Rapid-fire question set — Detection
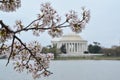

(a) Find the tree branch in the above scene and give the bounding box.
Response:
[6,34,15,66]
[14,35,49,71]
[24,16,43,29]
[14,24,70,34]
[0,0,17,3]
[0,43,4,54]
[0,20,13,33]
[25,54,31,66]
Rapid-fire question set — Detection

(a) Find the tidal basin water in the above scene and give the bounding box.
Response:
[0,60,120,80]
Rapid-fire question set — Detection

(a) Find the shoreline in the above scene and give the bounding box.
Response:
[55,56,120,60]
[1,56,120,61]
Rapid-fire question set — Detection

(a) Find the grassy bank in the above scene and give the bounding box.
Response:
[55,56,120,60]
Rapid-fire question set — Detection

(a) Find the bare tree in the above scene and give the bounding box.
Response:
[0,0,90,79]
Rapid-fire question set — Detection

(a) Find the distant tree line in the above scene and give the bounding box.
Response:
[41,44,67,59]
[87,42,120,57]
[102,46,120,57]
[88,42,102,53]
[60,44,67,54]
[41,44,61,59]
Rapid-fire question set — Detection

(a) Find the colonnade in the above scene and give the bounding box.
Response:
[60,42,87,54]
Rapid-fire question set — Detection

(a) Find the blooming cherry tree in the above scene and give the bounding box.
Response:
[0,0,90,79]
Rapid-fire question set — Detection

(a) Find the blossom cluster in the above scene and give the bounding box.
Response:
[32,2,62,37]
[14,20,24,31]
[5,41,53,79]
[40,2,61,26]
[0,0,21,12]
[0,27,13,43]
[13,53,54,79]
[66,9,90,33]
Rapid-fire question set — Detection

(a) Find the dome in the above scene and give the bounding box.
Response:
[60,33,83,41]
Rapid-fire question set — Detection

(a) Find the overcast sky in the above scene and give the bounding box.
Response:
[0,0,120,48]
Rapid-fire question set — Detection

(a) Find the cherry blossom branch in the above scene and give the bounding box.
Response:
[24,16,44,29]
[0,2,90,79]
[0,0,14,3]
[16,48,25,54]
[14,21,69,34]
[57,21,67,27]
[20,24,70,31]
[0,43,4,54]
[25,54,31,66]
[0,20,8,29]
[14,35,50,72]
[0,0,21,12]
[6,34,15,66]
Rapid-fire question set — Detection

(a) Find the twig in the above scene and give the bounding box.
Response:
[24,17,43,29]
[0,20,13,33]
[25,54,31,66]
[0,43,4,54]
[14,18,43,33]
[6,35,15,66]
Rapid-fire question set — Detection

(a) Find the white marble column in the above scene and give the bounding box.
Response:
[82,43,84,53]
[69,43,71,53]
[72,43,74,53]
[77,43,79,53]
[80,43,82,53]
[83,43,84,53]
[68,43,70,53]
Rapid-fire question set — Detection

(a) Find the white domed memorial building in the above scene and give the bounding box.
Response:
[51,33,88,55]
